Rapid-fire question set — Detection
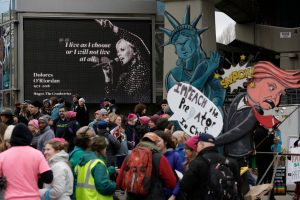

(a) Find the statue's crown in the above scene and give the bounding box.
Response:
[160,5,208,46]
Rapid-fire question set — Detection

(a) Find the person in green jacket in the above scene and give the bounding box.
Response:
[75,136,116,200]
[69,126,96,199]
[69,126,96,171]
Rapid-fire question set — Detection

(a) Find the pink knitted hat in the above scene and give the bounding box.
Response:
[28,119,39,129]
[185,136,199,151]
[139,116,151,125]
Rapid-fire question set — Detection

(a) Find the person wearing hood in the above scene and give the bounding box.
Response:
[0,123,53,200]
[76,136,116,200]
[37,115,55,152]
[40,138,73,200]
[41,99,52,116]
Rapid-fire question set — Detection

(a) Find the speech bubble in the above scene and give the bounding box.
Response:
[167,82,223,137]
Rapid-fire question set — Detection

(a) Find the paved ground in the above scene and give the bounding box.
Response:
[115,191,294,200]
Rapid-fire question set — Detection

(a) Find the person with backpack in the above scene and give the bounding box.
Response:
[181,133,240,200]
[116,132,176,200]
[75,136,117,200]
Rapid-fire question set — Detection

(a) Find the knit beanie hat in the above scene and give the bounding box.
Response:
[127,113,137,121]
[0,109,13,117]
[38,115,51,125]
[142,132,161,143]
[139,116,151,125]
[30,100,42,108]
[97,120,108,129]
[150,114,160,124]
[66,111,77,119]
[198,133,215,144]
[28,119,39,129]
[185,136,199,151]
[10,123,33,146]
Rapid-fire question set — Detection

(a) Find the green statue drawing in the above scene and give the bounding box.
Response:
[161,5,225,114]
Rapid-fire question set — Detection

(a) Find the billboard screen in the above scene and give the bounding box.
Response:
[23,18,152,103]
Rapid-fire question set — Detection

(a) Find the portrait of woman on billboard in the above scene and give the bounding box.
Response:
[95,19,152,103]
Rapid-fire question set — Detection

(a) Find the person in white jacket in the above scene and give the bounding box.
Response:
[40,138,74,200]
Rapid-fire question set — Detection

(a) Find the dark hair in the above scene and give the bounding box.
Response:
[134,103,147,115]
[59,107,67,111]
[154,130,176,149]
[58,97,65,104]
[50,96,58,106]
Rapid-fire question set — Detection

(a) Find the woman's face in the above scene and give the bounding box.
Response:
[116,39,136,65]
[100,147,107,156]
[148,121,156,129]
[79,100,85,106]
[115,116,122,127]
[44,144,59,161]
[184,147,195,160]
[175,34,197,59]
[28,124,37,134]
[156,137,165,151]
[172,136,178,146]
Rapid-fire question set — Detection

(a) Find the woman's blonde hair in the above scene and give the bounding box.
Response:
[47,138,69,152]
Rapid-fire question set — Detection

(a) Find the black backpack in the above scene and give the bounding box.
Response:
[202,154,239,200]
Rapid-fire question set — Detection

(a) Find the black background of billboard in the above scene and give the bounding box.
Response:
[23,18,152,103]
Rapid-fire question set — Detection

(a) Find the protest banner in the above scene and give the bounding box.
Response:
[287,147,300,183]
[167,82,223,137]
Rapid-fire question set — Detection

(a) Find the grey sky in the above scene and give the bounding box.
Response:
[0,0,9,13]
[215,11,236,38]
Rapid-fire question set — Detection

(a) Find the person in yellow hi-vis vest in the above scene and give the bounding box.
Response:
[75,136,116,200]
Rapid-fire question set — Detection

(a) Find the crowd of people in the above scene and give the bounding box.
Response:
[0,95,279,200]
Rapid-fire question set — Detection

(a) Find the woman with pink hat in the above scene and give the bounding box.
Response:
[184,136,198,170]
[28,119,40,149]
[40,138,73,199]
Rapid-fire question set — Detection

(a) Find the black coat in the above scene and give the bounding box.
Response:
[75,106,89,127]
[215,93,262,157]
[180,146,218,200]
[97,129,121,166]
[181,146,241,200]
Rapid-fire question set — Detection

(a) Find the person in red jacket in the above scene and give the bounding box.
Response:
[116,132,176,200]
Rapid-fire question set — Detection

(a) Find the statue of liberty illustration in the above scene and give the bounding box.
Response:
[161,5,225,115]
